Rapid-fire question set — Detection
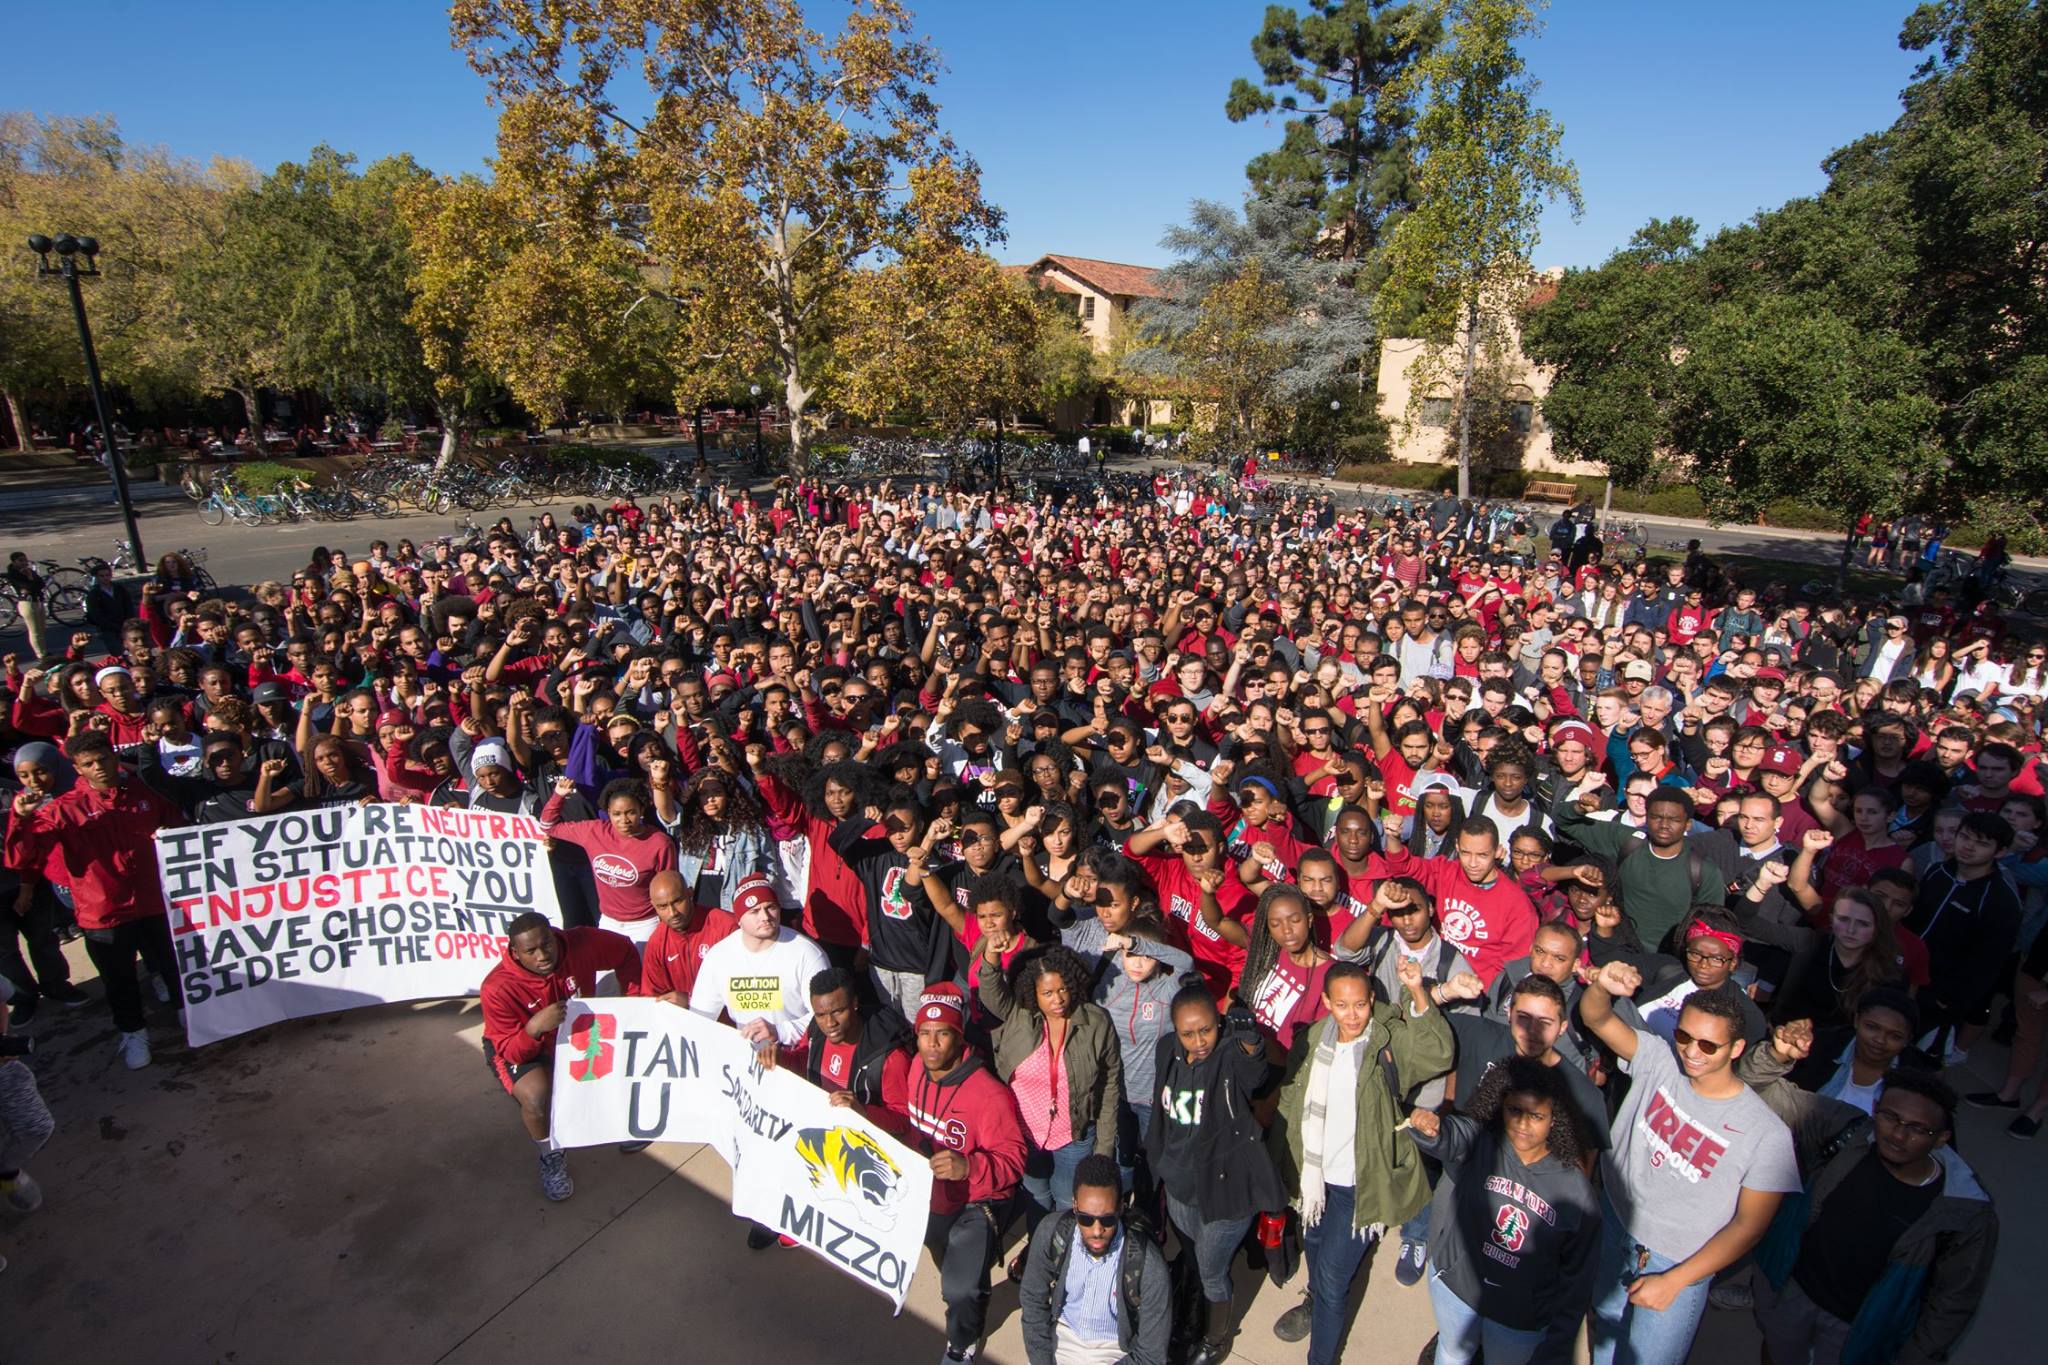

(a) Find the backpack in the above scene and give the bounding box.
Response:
[1617,835,1708,953]
[1042,1207,1155,1318]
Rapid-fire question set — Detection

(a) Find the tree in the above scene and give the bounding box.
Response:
[452,0,1002,471]
[835,249,1038,436]
[1669,292,1941,527]
[0,114,236,448]
[394,174,510,461]
[1130,195,1379,449]
[1374,0,1580,498]
[171,147,431,435]
[1225,0,1440,274]
[1519,218,1705,489]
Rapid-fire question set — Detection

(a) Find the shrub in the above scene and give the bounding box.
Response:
[233,460,304,494]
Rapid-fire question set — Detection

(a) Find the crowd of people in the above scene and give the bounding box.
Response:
[0,465,2024,1364]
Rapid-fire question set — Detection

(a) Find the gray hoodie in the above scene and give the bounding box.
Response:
[1091,936,1196,1111]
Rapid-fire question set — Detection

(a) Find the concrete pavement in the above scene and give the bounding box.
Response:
[2,927,2042,1364]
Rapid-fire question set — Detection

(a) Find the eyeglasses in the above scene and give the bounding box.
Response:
[1073,1211,1121,1229]
[1671,1026,1729,1056]
[1684,947,1737,968]
[1872,1107,1945,1141]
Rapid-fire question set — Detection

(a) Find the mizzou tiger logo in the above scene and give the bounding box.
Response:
[794,1126,906,1227]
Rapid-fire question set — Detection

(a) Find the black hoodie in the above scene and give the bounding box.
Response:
[1144,1014,1286,1222]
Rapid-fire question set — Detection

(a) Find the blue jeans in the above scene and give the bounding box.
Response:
[1588,1195,1712,1365]
[1303,1183,1377,1365]
[1429,1270,1546,1365]
[1165,1191,1253,1303]
[1019,1126,1095,1236]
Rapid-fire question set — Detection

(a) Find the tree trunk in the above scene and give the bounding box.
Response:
[1838,513,1860,594]
[235,386,264,443]
[436,423,460,472]
[692,405,705,461]
[784,367,809,475]
[3,390,31,452]
[1456,295,1480,500]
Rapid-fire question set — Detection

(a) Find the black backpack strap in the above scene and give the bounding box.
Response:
[1043,1211,1076,1310]
[1687,848,1705,904]
[1119,1211,1150,1311]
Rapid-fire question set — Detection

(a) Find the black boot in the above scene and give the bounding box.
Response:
[1188,1298,1234,1365]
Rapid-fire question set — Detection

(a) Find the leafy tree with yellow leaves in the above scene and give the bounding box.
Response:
[450,0,1003,471]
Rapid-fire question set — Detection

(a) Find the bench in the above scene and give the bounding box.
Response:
[1525,480,1578,505]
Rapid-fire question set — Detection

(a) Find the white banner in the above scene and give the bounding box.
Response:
[549,997,931,1308]
[155,804,562,1046]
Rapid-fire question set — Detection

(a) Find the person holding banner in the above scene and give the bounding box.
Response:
[540,776,676,944]
[801,966,913,1140]
[909,983,1028,1365]
[7,733,183,1071]
[635,869,735,1006]
[479,912,643,1201]
[690,873,830,1059]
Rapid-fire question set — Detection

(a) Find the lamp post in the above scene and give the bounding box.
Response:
[748,384,764,476]
[26,233,145,562]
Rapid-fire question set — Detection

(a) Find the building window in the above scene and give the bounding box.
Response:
[1083,296,1096,321]
[1509,401,1534,434]
[1419,396,1453,427]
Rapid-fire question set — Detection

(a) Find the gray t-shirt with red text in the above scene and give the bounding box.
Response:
[1602,1028,1799,1260]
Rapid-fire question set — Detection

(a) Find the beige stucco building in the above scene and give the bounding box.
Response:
[1009,254,1175,426]
[1373,271,1602,476]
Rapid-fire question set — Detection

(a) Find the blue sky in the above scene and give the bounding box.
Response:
[12,0,1926,271]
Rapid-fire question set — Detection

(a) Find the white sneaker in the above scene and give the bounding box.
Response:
[538,1149,574,1201]
[1,1171,42,1213]
[940,1345,978,1364]
[119,1030,152,1070]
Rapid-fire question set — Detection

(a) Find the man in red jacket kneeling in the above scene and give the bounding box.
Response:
[908,982,1027,1365]
[479,912,641,1201]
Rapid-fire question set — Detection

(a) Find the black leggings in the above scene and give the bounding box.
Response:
[82,918,178,1033]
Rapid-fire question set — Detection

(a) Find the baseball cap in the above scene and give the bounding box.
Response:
[1622,660,1654,683]
[377,707,411,729]
[1760,745,1805,776]
[915,982,967,1032]
[731,873,778,919]
[251,682,288,704]
[1751,668,1787,686]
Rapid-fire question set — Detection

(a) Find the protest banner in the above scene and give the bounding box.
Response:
[156,804,562,1046]
[550,997,931,1309]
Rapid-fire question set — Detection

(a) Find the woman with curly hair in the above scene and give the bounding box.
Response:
[1405,1055,1602,1365]
[978,941,1122,1274]
[669,766,774,917]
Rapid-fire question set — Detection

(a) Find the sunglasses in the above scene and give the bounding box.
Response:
[1180,836,1209,855]
[1073,1211,1120,1229]
[1671,1026,1729,1056]
[1872,1107,1944,1141]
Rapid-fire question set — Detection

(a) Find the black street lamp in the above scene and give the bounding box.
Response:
[749,384,764,475]
[26,233,146,562]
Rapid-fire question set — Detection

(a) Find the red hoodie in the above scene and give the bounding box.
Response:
[904,1054,1028,1215]
[479,926,643,1068]
[634,909,737,1001]
[6,778,183,930]
[755,769,866,949]
[1376,844,1538,987]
